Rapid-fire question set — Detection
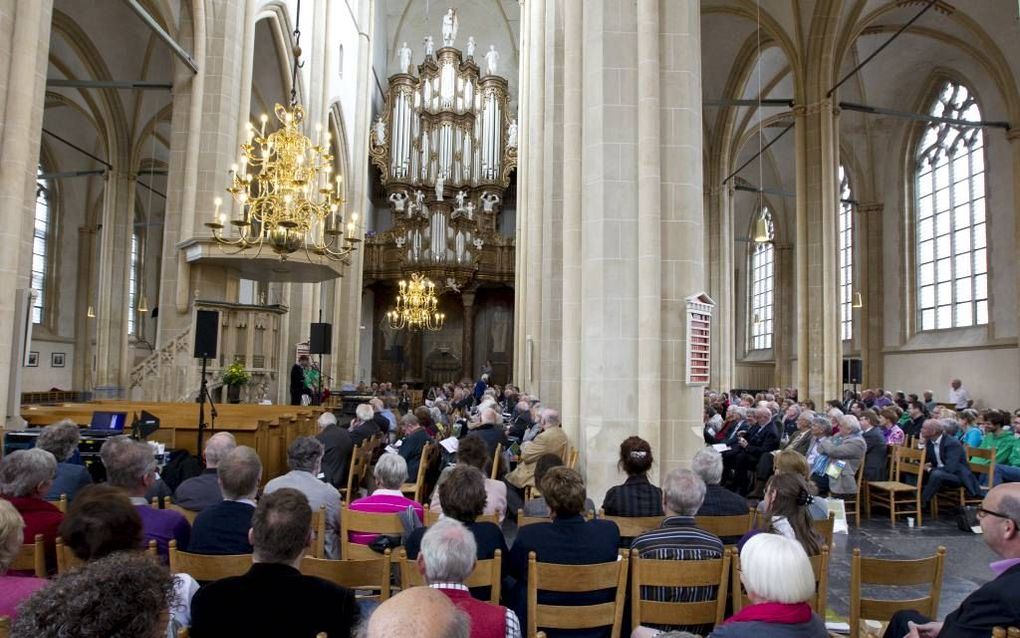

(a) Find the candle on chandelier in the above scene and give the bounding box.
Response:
[260,113,268,137]
[213,197,223,225]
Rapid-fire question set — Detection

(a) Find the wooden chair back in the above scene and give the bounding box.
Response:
[50,494,68,513]
[341,441,368,502]
[398,548,503,604]
[597,510,664,538]
[491,443,502,479]
[340,504,407,560]
[567,446,579,470]
[732,545,830,613]
[0,616,11,638]
[168,540,252,581]
[423,506,499,527]
[168,503,199,525]
[850,546,947,638]
[966,445,996,482]
[694,512,753,543]
[310,505,327,559]
[527,550,629,638]
[11,533,45,577]
[630,548,731,631]
[517,509,551,527]
[300,551,392,601]
[401,441,436,503]
[812,512,836,548]
[893,445,926,481]
[55,537,157,574]
[176,628,188,638]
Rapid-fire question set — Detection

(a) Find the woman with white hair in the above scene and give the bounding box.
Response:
[810,414,866,497]
[709,534,826,637]
[35,419,92,501]
[0,448,62,564]
[349,452,424,545]
[0,499,47,618]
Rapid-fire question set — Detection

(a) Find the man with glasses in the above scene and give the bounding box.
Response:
[884,483,1020,638]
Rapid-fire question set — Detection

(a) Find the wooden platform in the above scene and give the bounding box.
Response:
[18,402,325,481]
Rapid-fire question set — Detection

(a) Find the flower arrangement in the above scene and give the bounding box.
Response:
[222,361,251,386]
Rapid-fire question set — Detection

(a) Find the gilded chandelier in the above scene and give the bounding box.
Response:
[386,273,446,331]
[205,103,360,261]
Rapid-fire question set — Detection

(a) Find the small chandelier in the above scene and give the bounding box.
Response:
[205,1,359,261]
[386,273,446,331]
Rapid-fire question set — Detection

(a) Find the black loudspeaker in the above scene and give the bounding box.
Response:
[842,358,862,384]
[194,310,219,359]
[309,323,333,355]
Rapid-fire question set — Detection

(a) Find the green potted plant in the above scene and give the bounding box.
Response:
[222,361,251,404]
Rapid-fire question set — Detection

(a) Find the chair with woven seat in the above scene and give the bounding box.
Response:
[597,510,664,538]
[694,512,752,548]
[630,548,731,632]
[300,550,392,601]
[868,445,927,525]
[850,546,946,638]
[11,533,45,578]
[527,550,629,638]
[832,461,865,528]
[398,548,503,604]
[168,540,252,581]
[932,445,994,517]
[400,441,437,503]
[340,504,406,560]
[732,545,830,614]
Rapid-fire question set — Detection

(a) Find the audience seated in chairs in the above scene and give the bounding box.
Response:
[13,552,177,638]
[0,448,62,569]
[317,410,354,491]
[976,410,1020,485]
[521,454,596,518]
[361,586,470,638]
[190,488,360,638]
[100,436,190,558]
[429,434,508,522]
[883,483,1020,638]
[350,403,382,446]
[722,406,780,496]
[631,468,724,636]
[746,473,823,557]
[602,436,664,518]
[761,450,829,521]
[468,408,510,460]
[920,419,980,509]
[708,534,828,638]
[756,409,815,481]
[349,453,425,546]
[173,432,236,512]
[693,447,749,521]
[264,436,341,558]
[506,408,569,493]
[57,483,198,632]
[188,446,261,555]
[0,500,46,620]
[416,517,522,638]
[810,414,866,498]
[507,466,621,637]
[35,420,92,502]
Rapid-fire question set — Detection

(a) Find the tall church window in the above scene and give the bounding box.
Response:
[32,168,51,324]
[916,81,988,331]
[839,165,854,341]
[128,234,140,336]
[750,207,774,350]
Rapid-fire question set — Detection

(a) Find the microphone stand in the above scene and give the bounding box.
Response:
[196,357,218,451]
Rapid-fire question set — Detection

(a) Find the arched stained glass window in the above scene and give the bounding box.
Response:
[915,81,988,331]
[839,165,854,341]
[750,206,774,351]
[32,168,51,325]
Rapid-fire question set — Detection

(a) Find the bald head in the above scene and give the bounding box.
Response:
[980,483,1020,559]
[204,432,237,468]
[480,408,498,425]
[360,587,469,638]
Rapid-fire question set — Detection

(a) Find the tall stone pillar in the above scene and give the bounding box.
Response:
[522,0,546,397]
[857,202,884,387]
[462,292,476,380]
[1009,130,1020,386]
[773,243,795,388]
[95,171,137,391]
[706,183,735,390]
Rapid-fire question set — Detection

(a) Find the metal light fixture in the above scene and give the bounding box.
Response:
[852,291,863,308]
[753,210,771,243]
[386,273,445,332]
[138,294,149,313]
[87,305,95,319]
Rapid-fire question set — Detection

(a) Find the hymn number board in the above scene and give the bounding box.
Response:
[685,293,715,386]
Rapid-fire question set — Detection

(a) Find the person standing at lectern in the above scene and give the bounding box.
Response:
[290,355,312,405]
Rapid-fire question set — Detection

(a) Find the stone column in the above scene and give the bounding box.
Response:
[94,172,137,392]
[1009,130,1020,386]
[73,226,97,391]
[0,0,52,425]
[461,291,476,380]
[522,0,546,396]
[773,243,795,387]
[706,183,735,390]
[513,0,531,386]
[857,202,884,387]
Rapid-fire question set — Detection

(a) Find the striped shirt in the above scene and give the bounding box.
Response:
[630,515,724,634]
[348,489,424,545]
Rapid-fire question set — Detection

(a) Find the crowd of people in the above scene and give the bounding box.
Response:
[0,374,1019,637]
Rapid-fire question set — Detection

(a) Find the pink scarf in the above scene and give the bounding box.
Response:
[724,602,814,625]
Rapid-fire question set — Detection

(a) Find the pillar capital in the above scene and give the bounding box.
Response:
[857,202,884,215]
[1007,129,1020,143]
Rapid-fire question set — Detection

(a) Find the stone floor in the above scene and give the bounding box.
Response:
[825,515,994,620]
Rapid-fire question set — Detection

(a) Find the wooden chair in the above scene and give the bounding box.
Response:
[694,512,753,546]
[11,533,45,577]
[833,461,866,528]
[423,506,499,527]
[812,512,836,548]
[850,546,946,638]
[933,445,994,517]
[491,443,502,479]
[310,505,327,559]
[400,441,436,503]
[567,446,579,470]
[340,504,407,560]
[168,503,199,525]
[597,510,664,538]
[527,550,629,638]
[50,493,68,513]
[55,537,158,574]
[168,540,251,581]
[868,445,927,525]
[518,509,552,527]
[733,545,830,614]
[1,616,12,638]
[176,628,188,638]
[301,550,392,601]
[991,629,1020,638]
[339,441,369,503]
[398,548,503,604]
[630,548,731,631]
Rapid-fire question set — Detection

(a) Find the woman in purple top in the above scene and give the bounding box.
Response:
[878,408,906,446]
[0,500,47,620]
[349,453,424,545]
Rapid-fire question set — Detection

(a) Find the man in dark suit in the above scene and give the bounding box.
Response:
[188,446,261,555]
[507,400,533,440]
[921,419,980,506]
[508,467,621,638]
[398,414,431,481]
[317,411,354,490]
[884,483,1020,638]
[290,355,312,405]
[174,432,236,511]
[725,407,780,495]
[468,407,508,458]
[190,488,359,637]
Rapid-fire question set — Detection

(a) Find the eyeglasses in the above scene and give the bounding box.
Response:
[976,507,1018,524]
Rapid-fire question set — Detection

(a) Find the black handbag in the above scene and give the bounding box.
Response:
[956,505,980,532]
